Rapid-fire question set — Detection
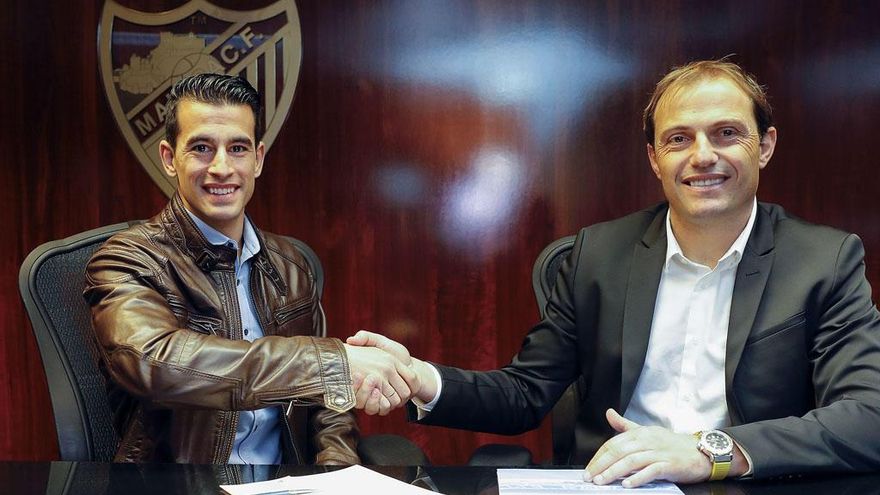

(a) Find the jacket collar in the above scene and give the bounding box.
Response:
[723,202,775,423]
[162,194,289,293]
[620,204,667,411]
[163,193,238,272]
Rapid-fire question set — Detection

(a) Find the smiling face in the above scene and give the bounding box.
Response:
[159,99,265,242]
[647,77,777,230]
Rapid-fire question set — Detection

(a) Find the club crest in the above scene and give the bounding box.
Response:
[99,0,301,196]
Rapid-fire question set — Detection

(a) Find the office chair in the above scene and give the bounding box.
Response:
[467,234,580,466]
[531,235,583,465]
[19,221,425,465]
[19,221,139,461]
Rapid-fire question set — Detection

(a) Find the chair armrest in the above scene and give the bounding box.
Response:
[358,434,430,466]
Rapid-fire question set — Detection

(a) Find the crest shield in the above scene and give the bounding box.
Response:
[99,0,301,196]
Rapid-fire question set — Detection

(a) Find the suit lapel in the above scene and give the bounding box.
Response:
[725,204,775,424]
[620,209,667,412]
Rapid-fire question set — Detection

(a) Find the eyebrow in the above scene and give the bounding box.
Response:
[184,134,254,148]
[659,119,750,138]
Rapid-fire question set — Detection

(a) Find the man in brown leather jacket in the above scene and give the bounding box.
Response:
[84,74,416,465]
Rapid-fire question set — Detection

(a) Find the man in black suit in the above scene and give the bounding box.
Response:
[348,59,880,485]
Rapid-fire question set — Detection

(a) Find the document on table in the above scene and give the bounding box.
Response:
[497,469,684,494]
[219,464,438,495]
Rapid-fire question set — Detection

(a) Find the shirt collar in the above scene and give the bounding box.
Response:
[184,210,261,266]
[664,198,758,270]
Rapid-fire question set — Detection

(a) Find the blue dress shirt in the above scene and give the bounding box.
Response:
[187,211,282,465]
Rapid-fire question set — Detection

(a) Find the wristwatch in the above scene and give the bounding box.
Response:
[695,430,733,481]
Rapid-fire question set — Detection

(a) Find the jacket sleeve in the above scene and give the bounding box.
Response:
[724,234,880,478]
[305,298,360,465]
[309,406,360,465]
[83,236,355,413]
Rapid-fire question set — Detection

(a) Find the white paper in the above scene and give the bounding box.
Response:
[497,469,684,494]
[219,465,438,495]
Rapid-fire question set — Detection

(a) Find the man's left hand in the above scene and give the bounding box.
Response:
[584,408,711,488]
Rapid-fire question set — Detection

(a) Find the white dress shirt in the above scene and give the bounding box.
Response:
[623,200,756,433]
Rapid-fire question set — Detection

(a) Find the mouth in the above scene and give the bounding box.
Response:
[204,185,239,196]
[682,176,727,188]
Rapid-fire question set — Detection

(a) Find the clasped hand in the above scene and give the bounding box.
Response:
[343,330,424,415]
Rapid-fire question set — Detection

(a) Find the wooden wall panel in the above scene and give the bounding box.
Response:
[1,0,879,465]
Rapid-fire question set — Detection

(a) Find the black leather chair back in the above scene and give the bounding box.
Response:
[18,222,327,461]
[531,235,577,318]
[531,235,584,465]
[19,222,139,461]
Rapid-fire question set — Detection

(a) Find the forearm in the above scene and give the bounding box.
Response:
[100,327,351,409]
[85,247,355,412]
[724,401,880,478]
[310,408,360,465]
[413,364,550,434]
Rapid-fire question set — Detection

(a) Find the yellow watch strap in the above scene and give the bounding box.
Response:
[696,431,732,481]
[709,458,731,481]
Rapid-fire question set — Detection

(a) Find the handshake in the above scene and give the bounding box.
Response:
[343,330,437,415]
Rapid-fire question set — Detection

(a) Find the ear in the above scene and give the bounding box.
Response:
[159,140,177,177]
[254,141,266,178]
[757,126,777,170]
[647,143,661,180]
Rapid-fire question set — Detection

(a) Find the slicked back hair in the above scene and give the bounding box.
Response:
[164,73,263,148]
[643,59,773,145]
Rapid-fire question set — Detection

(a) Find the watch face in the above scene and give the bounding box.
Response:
[702,431,732,455]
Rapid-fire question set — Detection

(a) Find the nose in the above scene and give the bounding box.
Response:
[208,149,233,177]
[690,133,718,168]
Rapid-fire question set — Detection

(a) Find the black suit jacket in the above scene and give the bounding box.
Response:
[415,202,880,478]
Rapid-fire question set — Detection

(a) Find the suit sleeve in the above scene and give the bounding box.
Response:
[410,230,587,434]
[725,234,880,478]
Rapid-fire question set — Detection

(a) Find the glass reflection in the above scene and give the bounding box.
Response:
[319,0,634,145]
[373,163,428,207]
[441,148,523,253]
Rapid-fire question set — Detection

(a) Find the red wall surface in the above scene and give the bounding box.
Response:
[2,1,879,464]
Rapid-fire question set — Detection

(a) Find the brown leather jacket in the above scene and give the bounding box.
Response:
[83,195,359,465]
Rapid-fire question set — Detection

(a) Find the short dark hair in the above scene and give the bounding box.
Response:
[164,73,263,148]
[643,58,773,145]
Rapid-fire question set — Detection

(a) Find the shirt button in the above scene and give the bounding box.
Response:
[244,328,249,336]
[237,280,241,286]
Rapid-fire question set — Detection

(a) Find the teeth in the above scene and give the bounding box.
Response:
[689,178,724,187]
[207,186,235,195]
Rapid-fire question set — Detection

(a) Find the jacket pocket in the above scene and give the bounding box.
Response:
[166,293,188,319]
[745,311,806,347]
[187,313,222,335]
[275,297,313,326]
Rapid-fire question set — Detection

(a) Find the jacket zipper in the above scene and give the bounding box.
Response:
[281,406,303,465]
[214,271,242,462]
[251,263,302,462]
[251,268,272,335]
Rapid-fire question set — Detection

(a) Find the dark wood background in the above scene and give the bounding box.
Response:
[2,0,879,464]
